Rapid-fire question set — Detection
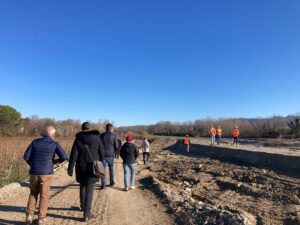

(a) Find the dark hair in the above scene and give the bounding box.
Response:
[106,123,113,131]
[82,122,91,131]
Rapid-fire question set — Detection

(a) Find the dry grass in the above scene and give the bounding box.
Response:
[0,136,73,187]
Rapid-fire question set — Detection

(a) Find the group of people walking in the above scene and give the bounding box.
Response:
[22,122,241,224]
[23,123,151,224]
[183,125,240,153]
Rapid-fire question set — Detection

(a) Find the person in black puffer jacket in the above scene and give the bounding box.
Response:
[120,136,139,191]
[100,123,119,188]
[68,122,104,222]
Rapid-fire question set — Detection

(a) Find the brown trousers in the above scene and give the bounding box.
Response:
[26,175,52,219]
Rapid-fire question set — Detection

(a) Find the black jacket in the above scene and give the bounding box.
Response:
[120,142,139,164]
[100,131,119,157]
[68,130,104,184]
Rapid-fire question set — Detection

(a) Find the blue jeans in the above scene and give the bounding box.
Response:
[101,157,115,187]
[123,163,137,188]
[216,135,221,145]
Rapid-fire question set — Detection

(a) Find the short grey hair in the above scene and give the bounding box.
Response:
[45,126,56,136]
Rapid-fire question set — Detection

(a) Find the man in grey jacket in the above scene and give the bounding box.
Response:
[100,123,119,189]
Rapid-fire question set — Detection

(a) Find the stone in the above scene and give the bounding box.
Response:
[183,181,190,186]
[185,187,192,192]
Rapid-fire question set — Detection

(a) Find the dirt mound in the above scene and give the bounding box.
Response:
[141,176,247,225]
[141,139,300,225]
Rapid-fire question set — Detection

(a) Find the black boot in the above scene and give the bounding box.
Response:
[84,213,95,222]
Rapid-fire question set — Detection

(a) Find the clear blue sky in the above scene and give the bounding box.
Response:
[0,1,299,126]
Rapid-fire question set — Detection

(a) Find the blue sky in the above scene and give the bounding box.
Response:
[0,1,299,126]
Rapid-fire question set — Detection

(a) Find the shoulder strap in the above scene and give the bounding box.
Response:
[84,144,93,159]
[77,140,93,161]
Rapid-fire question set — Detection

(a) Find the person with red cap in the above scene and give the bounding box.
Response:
[120,136,139,191]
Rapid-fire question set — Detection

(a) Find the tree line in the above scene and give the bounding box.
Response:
[0,105,299,139]
[117,117,300,139]
[0,105,112,137]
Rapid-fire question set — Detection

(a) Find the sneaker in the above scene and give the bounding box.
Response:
[38,218,45,225]
[124,187,129,191]
[110,182,115,187]
[130,186,136,190]
[84,214,95,222]
[100,186,105,190]
[25,215,33,224]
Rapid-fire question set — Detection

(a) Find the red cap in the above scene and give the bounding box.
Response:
[126,136,133,142]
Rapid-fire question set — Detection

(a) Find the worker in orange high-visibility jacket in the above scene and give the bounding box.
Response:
[215,126,222,145]
[232,126,240,146]
[183,135,191,153]
[209,126,216,146]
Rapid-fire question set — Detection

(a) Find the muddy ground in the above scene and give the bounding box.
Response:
[139,137,300,225]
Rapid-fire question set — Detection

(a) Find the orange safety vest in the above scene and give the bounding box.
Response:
[210,128,216,136]
[216,128,222,136]
[183,137,190,145]
[232,129,240,137]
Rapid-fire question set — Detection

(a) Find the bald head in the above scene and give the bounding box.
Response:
[45,126,56,139]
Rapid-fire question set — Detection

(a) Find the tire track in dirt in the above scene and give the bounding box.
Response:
[0,167,75,225]
[88,161,175,225]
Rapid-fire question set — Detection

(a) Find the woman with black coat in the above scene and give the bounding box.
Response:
[68,122,104,221]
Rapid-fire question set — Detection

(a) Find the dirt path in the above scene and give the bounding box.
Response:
[0,160,175,225]
[0,167,74,225]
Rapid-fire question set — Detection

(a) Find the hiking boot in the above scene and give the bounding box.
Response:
[25,215,33,224]
[110,182,115,187]
[84,214,95,222]
[100,186,105,190]
[38,218,46,225]
[124,187,129,191]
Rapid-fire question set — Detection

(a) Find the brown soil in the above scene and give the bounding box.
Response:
[140,137,300,225]
[0,161,175,225]
[0,136,299,225]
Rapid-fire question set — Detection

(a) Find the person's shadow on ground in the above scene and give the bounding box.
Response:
[0,204,84,224]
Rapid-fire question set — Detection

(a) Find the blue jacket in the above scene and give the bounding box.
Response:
[23,136,68,175]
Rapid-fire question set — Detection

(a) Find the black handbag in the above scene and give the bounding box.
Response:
[84,144,105,178]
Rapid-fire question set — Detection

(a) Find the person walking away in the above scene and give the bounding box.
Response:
[120,136,139,191]
[23,126,68,225]
[115,138,122,160]
[68,122,104,221]
[141,137,150,164]
[232,126,240,147]
[183,135,191,153]
[100,123,119,189]
[216,126,222,145]
[209,126,216,146]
